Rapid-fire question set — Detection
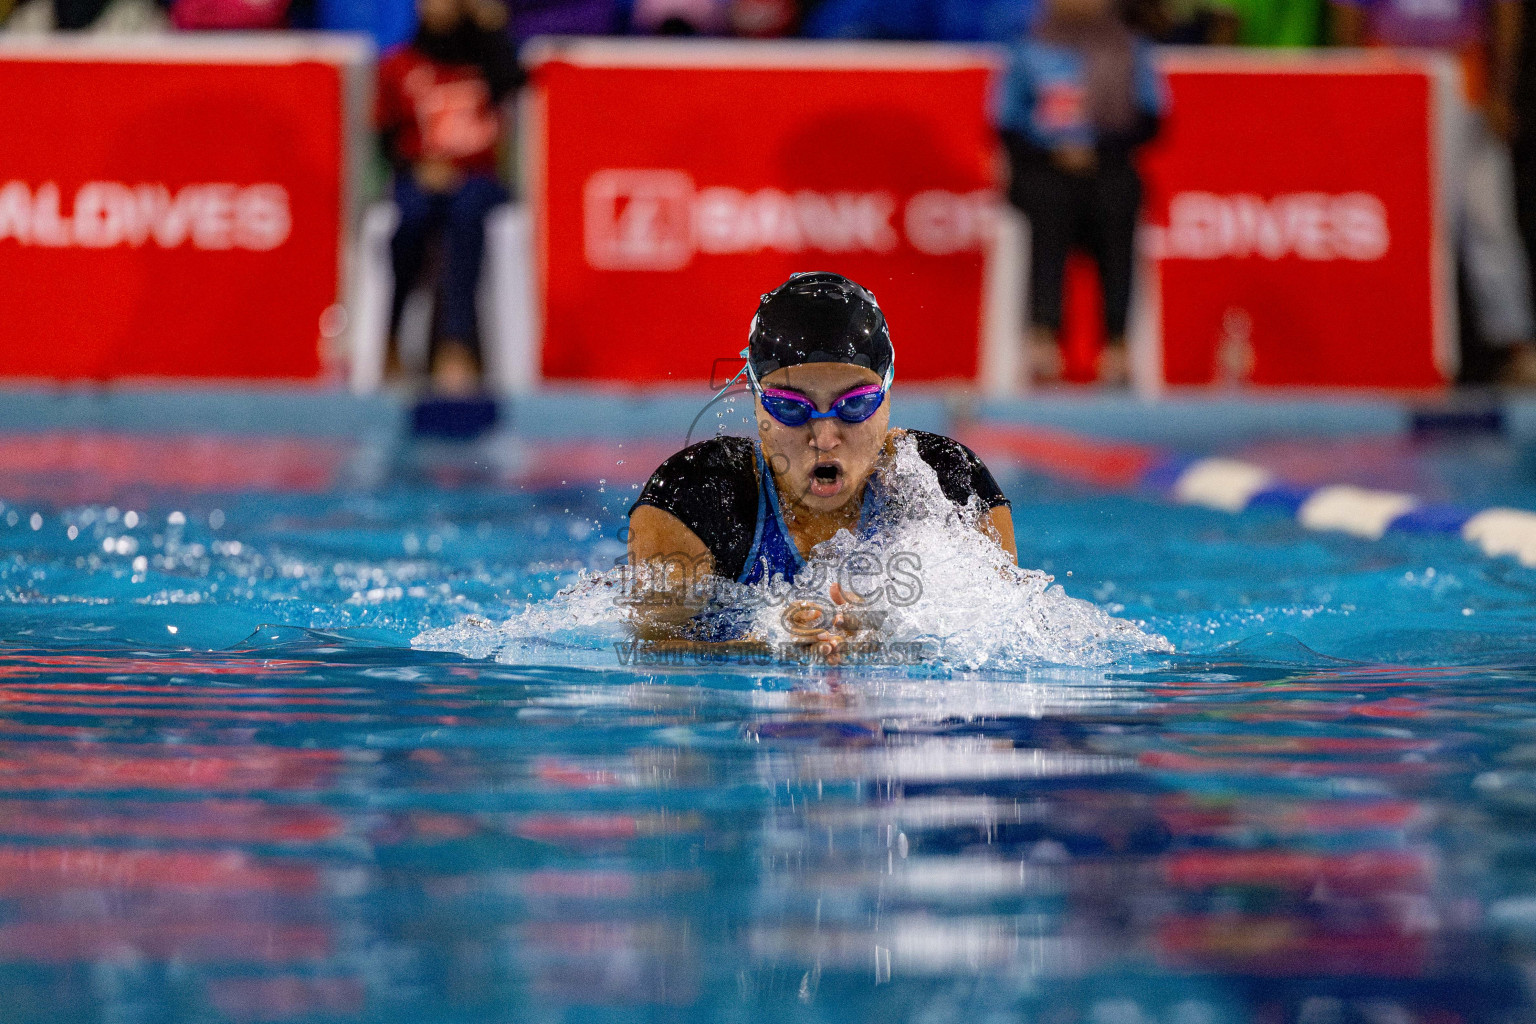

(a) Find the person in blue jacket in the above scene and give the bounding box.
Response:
[995,0,1166,386]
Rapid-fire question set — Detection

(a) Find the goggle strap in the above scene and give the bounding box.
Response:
[742,348,893,396]
[744,351,895,425]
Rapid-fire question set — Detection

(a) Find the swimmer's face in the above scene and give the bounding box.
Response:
[756,361,890,514]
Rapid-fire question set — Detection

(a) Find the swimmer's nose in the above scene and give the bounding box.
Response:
[808,417,842,450]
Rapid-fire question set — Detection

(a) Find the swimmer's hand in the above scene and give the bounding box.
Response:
[785,583,883,665]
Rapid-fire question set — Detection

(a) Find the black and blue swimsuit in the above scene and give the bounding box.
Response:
[630,431,1010,586]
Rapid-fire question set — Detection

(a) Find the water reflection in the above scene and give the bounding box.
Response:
[0,638,1528,1022]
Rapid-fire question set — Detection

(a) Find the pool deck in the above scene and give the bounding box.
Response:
[0,384,1531,445]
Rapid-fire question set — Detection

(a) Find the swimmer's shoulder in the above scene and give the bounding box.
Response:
[631,436,759,580]
[634,436,756,504]
[632,436,758,525]
[898,430,1011,509]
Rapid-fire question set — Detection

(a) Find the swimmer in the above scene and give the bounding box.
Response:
[627,272,1017,654]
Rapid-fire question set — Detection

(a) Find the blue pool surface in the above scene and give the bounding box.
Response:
[2,388,1536,1023]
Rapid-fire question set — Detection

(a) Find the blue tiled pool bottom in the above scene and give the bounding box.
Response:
[2,400,1536,1022]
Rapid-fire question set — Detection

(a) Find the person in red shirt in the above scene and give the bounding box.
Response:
[376,0,521,393]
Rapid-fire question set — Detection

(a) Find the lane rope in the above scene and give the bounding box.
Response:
[956,424,1536,569]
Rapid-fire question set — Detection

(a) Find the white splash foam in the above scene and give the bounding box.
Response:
[413,435,1172,669]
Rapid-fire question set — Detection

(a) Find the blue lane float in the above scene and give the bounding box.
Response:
[1165,456,1536,566]
[959,425,1536,570]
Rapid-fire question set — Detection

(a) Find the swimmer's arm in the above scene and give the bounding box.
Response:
[984,505,1018,564]
[625,505,726,642]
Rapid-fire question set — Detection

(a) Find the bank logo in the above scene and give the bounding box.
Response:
[583,169,694,271]
[582,168,994,271]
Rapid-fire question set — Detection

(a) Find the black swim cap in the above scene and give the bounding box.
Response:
[747,272,893,378]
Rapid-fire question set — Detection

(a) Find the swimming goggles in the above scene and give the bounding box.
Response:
[741,349,895,428]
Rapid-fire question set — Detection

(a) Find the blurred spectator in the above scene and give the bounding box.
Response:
[506,0,621,45]
[3,0,167,31]
[377,0,522,393]
[1122,0,1321,45]
[804,0,1033,42]
[1515,0,1534,337]
[996,0,1165,386]
[731,0,796,35]
[171,0,288,28]
[1206,0,1323,45]
[1334,0,1536,382]
[312,0,416,51]
[631,0,795,34]
[632,0,728,33]
[1121,0,1215,42]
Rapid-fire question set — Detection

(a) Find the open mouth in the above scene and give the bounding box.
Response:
[809,461,843,498]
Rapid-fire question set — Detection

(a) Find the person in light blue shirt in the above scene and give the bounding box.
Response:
[995,0,1165,386]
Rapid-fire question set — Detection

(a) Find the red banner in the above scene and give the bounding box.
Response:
[0,42,356,381]
[1140,54,1449,388]
[532,42,998,383]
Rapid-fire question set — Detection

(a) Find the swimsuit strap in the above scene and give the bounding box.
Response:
[738,443,806,585]
[848,431,903,540]
[742,438,897,585]
[856,453,891,538]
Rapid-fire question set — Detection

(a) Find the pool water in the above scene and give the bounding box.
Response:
[3,409,1536,1023]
